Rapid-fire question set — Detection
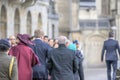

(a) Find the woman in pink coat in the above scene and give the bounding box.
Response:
[9,34,39,80]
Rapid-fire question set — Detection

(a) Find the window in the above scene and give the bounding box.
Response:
[14,9,20,35]
[98,20,109,27]
[0,5,7,38]
[38,13,42,29]
[80,0,96,8]
[79,19,110,29]
[52,24,55,38]
[27,11,32,34]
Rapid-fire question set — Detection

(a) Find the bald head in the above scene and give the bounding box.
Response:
[57,36,67,44]
[9,35,16,46]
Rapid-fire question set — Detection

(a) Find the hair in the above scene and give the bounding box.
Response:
[44,35,48,39]
[29,36,35,40]
[34,29,44,38]
[57,36,67,44]
[109,31,114,38]
[0,44,9,52]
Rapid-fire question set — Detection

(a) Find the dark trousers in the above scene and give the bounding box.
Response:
[78,62,84,80]
[106,60,117,80]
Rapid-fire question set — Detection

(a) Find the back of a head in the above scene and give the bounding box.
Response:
[34,29,44,38]
[73,40,79,45]
[57,36,67,44]
[0,39,10,52]
[109,31,114,38]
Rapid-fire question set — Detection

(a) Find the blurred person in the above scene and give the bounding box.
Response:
[48,39,54,48]
[66,39,76,50]
[9,34,39,80]
[66,40,79,80]
[0,39,18,80]
[53,39,59,48]
[29,36,35,41]
[101,31,120,80]
[47,36,78,80]
[32,29,51,80]
[73,40,84,80]
[44,35,49,43]
[9,35,16,47]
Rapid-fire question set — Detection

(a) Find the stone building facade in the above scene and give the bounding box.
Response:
[109,0,120,42]
[48,0,59,38]
[55,0,109,68]
[70,0,111,68]
[0,0,59,39]
[55,0,79,37]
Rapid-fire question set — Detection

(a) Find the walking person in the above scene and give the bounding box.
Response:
[9,34,39,80]
[101,31,120,80]
[47,36,78,80]
[0,39,18,80]
[32,29,51,80]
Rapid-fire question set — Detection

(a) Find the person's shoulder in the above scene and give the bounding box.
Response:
[49,48,57,52]
[66,48,75,54]
[3,55,15,61]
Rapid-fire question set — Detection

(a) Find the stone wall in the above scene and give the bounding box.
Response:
[0,0,48,38]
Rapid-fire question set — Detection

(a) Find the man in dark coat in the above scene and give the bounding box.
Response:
[101,31,120,80]
[47,36,78,80]
[32,29,51,80]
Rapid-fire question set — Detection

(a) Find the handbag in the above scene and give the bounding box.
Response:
[9,57,15,78]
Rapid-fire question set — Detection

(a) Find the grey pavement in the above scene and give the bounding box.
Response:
[84,68,107,80]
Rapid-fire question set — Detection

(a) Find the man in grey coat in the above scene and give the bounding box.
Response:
[47,36,78,80]
[0,39,18,80]
[101,31,120,80]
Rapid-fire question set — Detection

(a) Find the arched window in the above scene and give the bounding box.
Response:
[27,11,32,34]
[14,8,20,35]
[52,24,55,38]
[0,5,7,38]
[38,13,42,29]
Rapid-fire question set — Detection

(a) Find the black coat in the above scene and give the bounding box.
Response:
[31,39,51,79]
[47,44,78,80]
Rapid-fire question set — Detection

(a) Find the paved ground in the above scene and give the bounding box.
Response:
[84,68,107,80]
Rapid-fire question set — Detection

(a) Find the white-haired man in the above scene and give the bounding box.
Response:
[47,36,78,80]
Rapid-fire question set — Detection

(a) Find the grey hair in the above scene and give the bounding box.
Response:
[57,36,67,44]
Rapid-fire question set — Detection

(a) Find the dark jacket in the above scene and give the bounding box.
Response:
[47,44,78,80]
[0,52,18,80]
[32,39,51,79]
[101,38,120,61]
[75,50,84,62]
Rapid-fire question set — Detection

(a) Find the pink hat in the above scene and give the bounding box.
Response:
[17,34,33,45]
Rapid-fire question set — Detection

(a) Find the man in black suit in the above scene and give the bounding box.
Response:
[47,36,78,80]
[101,31,120,80]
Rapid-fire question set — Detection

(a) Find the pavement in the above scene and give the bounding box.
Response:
[84,68,107,80]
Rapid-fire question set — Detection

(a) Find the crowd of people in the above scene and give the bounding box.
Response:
[1,28,120,80]
[0,29,84,80]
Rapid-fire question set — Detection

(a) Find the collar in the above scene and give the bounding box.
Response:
[58,44,66,48]
[109,37,115,40]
